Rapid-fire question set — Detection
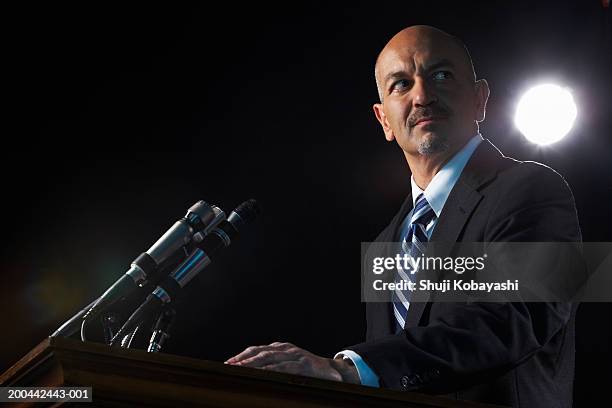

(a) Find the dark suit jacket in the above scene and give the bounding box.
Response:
[349,139,581,408]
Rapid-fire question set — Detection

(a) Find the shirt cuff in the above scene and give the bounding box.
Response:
[334,349,380,387]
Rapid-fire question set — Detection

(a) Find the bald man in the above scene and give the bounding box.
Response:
[227,26,581,408]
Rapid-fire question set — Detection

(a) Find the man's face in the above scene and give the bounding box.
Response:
[374,29,488,157]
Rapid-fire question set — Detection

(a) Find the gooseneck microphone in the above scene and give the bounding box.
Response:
[82,201,224,324]
[110,199,260,345]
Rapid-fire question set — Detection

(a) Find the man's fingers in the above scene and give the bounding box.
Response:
[225,345,266,364]
[225,342,294,364]
[236,349,297,368]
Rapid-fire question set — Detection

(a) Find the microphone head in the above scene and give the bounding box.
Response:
[186,200,216,227]
[228,199,261,226]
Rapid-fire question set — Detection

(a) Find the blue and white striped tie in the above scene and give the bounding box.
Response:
[392,193,436,331]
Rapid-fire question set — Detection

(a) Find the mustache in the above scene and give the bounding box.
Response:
[408,106,450,127]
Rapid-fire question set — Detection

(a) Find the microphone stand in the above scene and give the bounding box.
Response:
[51,298,98,338]
[120,324,141,349]
[147,307,176,353]
[101,313,120,345]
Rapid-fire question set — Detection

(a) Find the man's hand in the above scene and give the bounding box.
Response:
[224,342,360,384]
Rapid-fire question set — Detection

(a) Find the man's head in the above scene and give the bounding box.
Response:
[373,25,489,159]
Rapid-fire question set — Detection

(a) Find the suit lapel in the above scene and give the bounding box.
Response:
[403,185,483,327]
[368,193,414,338]
[403,139,502,328]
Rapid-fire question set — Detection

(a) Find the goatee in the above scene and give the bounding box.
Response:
[417,134,449,155]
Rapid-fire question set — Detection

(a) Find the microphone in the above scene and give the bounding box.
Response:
[83,200,224,323]
[110,199,260,345]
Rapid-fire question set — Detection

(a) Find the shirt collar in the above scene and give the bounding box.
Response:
[410,134,483,217]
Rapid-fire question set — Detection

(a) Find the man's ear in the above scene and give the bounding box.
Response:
[373,103,395,142]
[474,79,490,122]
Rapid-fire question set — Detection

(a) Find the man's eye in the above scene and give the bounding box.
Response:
[432,71,453,80]
[391,79,411,91]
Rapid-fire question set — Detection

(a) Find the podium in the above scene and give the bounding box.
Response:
[1,337,505,407]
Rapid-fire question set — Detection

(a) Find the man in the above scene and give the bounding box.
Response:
[226,25,581,408]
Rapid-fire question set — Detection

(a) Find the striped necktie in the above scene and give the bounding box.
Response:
[392,193,437,331]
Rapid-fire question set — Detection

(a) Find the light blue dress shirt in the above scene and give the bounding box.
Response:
[335,134,483,387]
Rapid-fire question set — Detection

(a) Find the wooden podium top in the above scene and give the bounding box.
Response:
[1,336,505,408]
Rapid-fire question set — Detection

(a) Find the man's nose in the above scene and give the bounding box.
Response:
[413,78,437,107]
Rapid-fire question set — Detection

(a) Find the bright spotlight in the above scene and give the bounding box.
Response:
[514,83,577,145]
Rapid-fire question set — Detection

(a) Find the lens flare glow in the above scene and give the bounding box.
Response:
[514,84,577,145]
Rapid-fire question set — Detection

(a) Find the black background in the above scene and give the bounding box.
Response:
[2,1,611,406]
